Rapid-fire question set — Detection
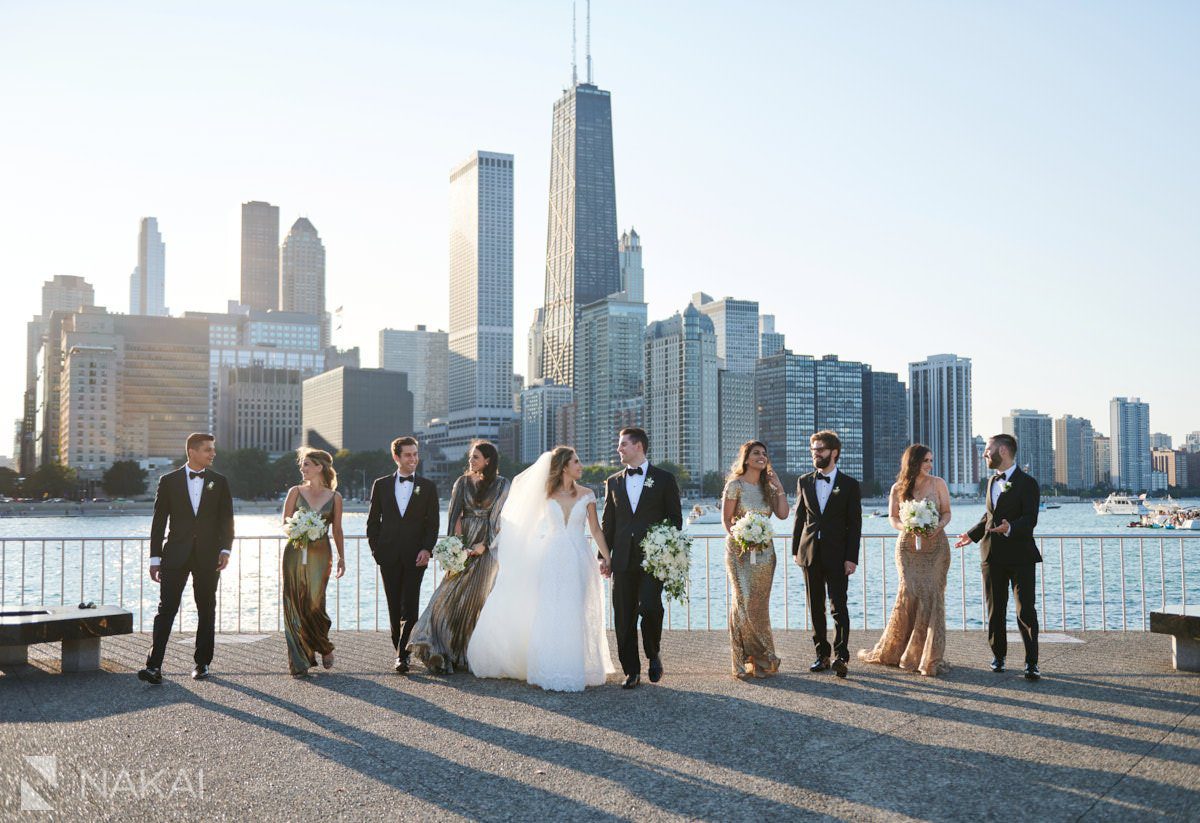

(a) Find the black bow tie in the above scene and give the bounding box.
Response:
[396,475,414,484]
[993,473,1007,483]
[189,471,206,480]
[817,474,831,483]
[625,467,643,476]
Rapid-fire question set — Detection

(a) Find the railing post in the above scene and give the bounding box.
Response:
[1059,538,1066,632]
[1078,538,1085,631]
[1139,537,1146,631]
[1099,538,1107,632]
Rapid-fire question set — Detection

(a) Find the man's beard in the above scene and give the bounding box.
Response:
[814,454,832,470]
[987,453,1004,469]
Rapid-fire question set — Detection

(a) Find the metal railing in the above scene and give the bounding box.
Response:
[1,533,1195,633]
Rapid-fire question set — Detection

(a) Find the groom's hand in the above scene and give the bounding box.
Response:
[149,562,161,583]
[986,519,1011,537]
[416,550,431,568]
[954,533,973,548]
[844,561,857,576]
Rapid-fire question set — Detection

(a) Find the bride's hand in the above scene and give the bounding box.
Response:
[599,559,612,578]
[469,542,487,556]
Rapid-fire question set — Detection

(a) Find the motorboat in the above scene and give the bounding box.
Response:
[686,504,722,525]
[1093,493,1145,515]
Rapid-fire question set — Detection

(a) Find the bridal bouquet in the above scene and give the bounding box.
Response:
[284,508,328,565]
[641,521,692,602]
[730,511,774,563]
[433,536,469,577]
[898,499,940,551]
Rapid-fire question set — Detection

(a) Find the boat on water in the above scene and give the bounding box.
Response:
[686,504,722,525]
[1094,493,1145,515]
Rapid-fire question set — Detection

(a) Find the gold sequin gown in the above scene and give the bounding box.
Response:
[724,479,781,678]
[408,475,510,673]
[283,494,335,675]
[858,497,951,676]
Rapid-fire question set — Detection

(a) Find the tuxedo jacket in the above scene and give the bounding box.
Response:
[967,467,1042,565]
[791,470,862,570]
[601,465,683,574]
[366,474,440,567]
[150,466,235,570]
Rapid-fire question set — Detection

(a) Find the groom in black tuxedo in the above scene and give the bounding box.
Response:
[792,430,862,678]
[138,432,235,684]
[367,436,440,673]
[602,427,683,689]
[956,433,1043,680]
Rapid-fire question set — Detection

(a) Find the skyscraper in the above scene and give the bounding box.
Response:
[574,296,646,464]
[617,228,643,303]
[691,292,760,373]
[519,381,574,463]
[129,217,167,316]
[644,305,719,489]
[240,201,280,310]
[302,367,413,454]
[862,368,909,493]
[759,315,785,358]
[527,307,544,385]
[1054,415,1096,491]
[1150,432,1173,450]
[280,217,326,342]
[1093,434,1112,486]
[448,150,515,451]
[541,67,620,388]
[755,350,816,476]
[1002,409,1054,484]
[379,325,449,428]
[814,355,865,480]
[1110,397,1151,491]
[909,354,974,493]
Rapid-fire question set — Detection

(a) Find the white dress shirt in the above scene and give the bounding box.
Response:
[624,460,650,512]
[149,465,228,568]
[394,472,416,516]
[990,465,1014,508]
[815,467,839,513]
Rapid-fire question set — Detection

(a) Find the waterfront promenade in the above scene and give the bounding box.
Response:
[2,630,1197,820]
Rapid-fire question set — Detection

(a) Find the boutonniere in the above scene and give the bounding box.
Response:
[832,486,841,495]
[206,480,214,491]
[414,485,422,495]
[1002,481,1012,493]
[644,477,655,489]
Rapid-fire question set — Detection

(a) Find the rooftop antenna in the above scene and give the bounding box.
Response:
[571,1,577,86]
[586,0,593,84]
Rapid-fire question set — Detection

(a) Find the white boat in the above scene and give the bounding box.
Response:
[1144,496,1183,516]
[1093,493,1145,516]
[686,504,722,525]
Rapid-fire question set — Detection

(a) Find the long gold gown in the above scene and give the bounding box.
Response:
[724,479,781,678]
[408,475,509,673]
[283,494,335,675]
[858,496,951,676]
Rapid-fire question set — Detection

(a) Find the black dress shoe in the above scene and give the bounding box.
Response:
[990,657,1005,673]
[621,674,640,689]
[394,656,410,674]
[648,657,663,683]
[191,664,210,680]
[1023,663,1040,681]
[832,658,848,679]
[810,657,831,673]
[137,667,163,685]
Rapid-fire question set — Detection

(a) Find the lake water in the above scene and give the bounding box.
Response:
[2,501,1197,635]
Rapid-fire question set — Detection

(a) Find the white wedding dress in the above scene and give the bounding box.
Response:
[467,453,615,691]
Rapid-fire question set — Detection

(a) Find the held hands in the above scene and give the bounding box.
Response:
[599,558,612,578]
[416,550,432,568]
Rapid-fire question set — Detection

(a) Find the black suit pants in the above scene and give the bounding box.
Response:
[803,561,849,661]
[982,561,1039,664]
[146,549,220,669]
[611,565,664,676]
[381,560,426,655]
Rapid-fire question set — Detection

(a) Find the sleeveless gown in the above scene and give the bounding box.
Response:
[858,496,950,676]
[408,475,509,673]
[282,493,335,674]
[724,479,781,678]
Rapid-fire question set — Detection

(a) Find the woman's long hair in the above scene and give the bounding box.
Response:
[895,443,931,501]
[297,447,337,491]
[545,446,577,498]
[467,439,499,498]
[726,440,777,503]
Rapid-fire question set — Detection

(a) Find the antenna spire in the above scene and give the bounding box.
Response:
[571,1,577,86]
[586,0,593,84]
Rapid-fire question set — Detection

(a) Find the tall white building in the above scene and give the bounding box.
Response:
[644,304,719,490]
[129,217,167,316]
[1110,397,1151,492]
[617,228,644,303]
[527,307,544,385]
[908,354,974,493]
[759,314,785,358]
[691,292,760,373]
[1002,409,1054,484]
[379,325,449,429]
[280,217,326,343]
[447,150,515,451]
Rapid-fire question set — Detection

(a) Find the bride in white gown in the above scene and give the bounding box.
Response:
[467,446,617,691]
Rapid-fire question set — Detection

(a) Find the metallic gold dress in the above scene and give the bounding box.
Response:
[408,475,509,673]
[858,496,951,676]
[724,479,781,678]
[283,493,335,675]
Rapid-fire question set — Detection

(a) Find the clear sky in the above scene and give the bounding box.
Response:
[2,1,1197,455]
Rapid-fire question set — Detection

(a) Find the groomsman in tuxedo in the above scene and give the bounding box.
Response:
[602,427,683,689]
[138,433,235,684]
[792,430,862,678]
[367,436,440,673]
[956,433,1043,680]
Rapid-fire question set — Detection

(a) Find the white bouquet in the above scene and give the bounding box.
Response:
[730,510,774,563]
[641,521,692,602]
[284,508,328,565]
[433,536,469,578]
[898,498,940,551]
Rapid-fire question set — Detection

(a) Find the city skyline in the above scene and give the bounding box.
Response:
[2,3,1197,454]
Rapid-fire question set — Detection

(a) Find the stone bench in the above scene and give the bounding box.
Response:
[1149,606,1200,672]
[0,605,133,672]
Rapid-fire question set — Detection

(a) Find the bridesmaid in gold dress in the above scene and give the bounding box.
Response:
[722,441,790,679]
[859,443,952,676]
[281,448,346,677]
[408,440,509,674]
